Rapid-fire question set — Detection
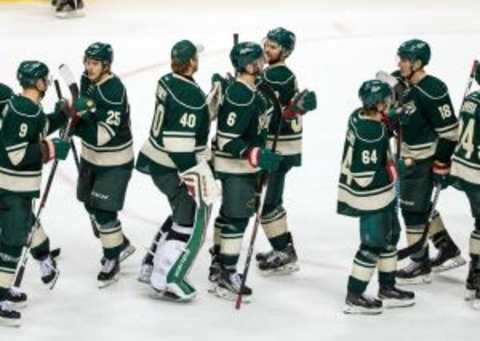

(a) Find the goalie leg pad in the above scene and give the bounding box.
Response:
[151,207,209,301]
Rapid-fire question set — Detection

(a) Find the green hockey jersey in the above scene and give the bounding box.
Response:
[337,109,396,216]
[451,91,480,192]
[399,75,458,163]
[213,79,271,178]
[261,63,301,167]
[0,95,66,197]
[136,73,210,175]
[74,73,134,169]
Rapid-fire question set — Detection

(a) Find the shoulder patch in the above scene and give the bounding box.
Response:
[415,75,449,100]
[7,96,41,118]
[263,65,295,86]
[225,82,255,107]
[97,75,126,106]
[159,73,206,110]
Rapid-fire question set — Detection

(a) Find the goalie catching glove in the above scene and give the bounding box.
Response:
[179,160,221,206]
[282,89,317,120]
[207,73,233,121]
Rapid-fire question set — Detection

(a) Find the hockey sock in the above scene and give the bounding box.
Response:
[30,223,51,261]
[0,243,22,300]
[347,244,380,294]
[403,210,429,261]
[429,211,458,250]
[378,247,398,288]
[90,208,123,260]
[470,218,480,262]
[261,206,290,251]
[213,215,228,253]
[220,217,249,271]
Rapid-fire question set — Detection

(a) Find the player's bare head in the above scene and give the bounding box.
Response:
[84,42,113,82]
[171,40,203,76]
[264,27,296,64]
[17,60,50,97]
[230,42,265,76]
[359,79,393,114]
[397,39,430,79]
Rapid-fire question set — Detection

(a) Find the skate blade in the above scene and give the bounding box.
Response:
[432,256,466,273]
[0,317,21,328]
[207,281,219,294]
[137,275,151,285]
[465,289,476,301]
[149,289,194,303]
[209,286,251,304]
[473,298,480,311]
[8,301,27,310]
[258,263,300,276]
[381,298,415,309]
[343,304,383,315]
[119,245,136,263]
[97,275,119,289]
[46,270,60,290]
[396,274,432,286]
[56,10,85,19]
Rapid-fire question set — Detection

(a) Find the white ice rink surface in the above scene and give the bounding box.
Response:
[1,0,480,340]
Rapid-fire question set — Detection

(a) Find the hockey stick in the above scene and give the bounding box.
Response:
[233,33,239,77]
[397,59,479,260]
[53,77,100,239]
[235,80,284,310]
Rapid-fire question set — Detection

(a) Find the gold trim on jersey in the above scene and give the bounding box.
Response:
[337,183,395,212]
[81,140,134,167]
[213,151,259,175]
[0,166,42,193]
[401,141,437,161]
[451,155,480,185]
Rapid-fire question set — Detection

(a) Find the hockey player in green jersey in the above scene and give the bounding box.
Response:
[387,39,465,284]
[72,42,135,288]
[254,27,317,275]
[136,40,219,301]
[338,80,415,315]
[0,61,70,326]
[1,81,62,291]
[450,66,480,310]
[209,42,282,301]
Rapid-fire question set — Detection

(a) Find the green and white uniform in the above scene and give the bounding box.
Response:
[0,94,66,298]
[74,72,133,260]
[451,91,480,262]
[212,79,271,270]
[136,72,211,298]
[337,109,400,294]
[259,63,301,251]
[397,74,459,260]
